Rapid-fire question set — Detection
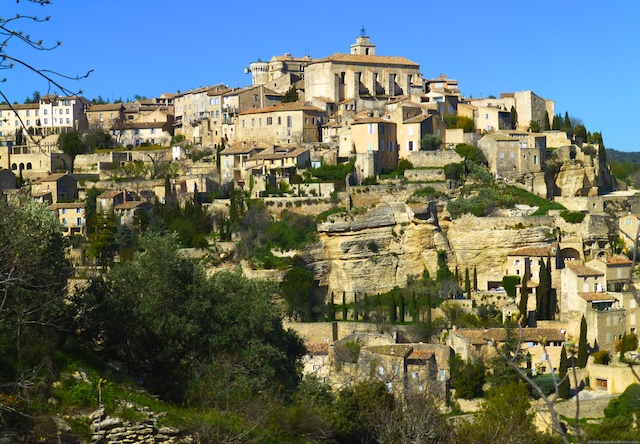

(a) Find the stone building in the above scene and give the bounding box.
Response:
[85,103,126,130]
[220,85,282,142]
[31,172,78,203]
[49,202,86,237]
[304,33,423,112]
[466,90,554,131]
[236,102,326,146]
[478,132,544,178]
[347,117,398,178]
[246,53,313,94]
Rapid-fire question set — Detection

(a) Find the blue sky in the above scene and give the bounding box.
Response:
[4,0,639,151]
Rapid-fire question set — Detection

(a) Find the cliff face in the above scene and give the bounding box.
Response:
[305,203,557,302]
[546,146,616,197]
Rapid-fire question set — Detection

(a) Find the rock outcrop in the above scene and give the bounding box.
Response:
[305,202,557,301]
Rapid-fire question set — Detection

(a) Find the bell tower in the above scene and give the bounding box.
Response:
[350,27,376,56]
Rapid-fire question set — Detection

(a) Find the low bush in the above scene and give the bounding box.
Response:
[592,350,610,365]
[560,210,586,224]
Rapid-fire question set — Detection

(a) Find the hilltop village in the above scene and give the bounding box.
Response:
[3,32,640,442]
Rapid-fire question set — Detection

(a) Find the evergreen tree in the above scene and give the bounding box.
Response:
[563,111,571,131]
[620,331,628,362]
[542,111,551,131]
[465,268,471,298]
[398,294,405,323]
[363,293,370,321]
[578,315,588,368]
[473,266,478,291]
[537,258,549,320]
[342,291,348,321]
[353,293,359,321]
[375,293,382,320]
[518,259,530,325]
[552,114,562,130]
[558,345,570,399]
[455,266,460,285]
[327,292,336,321]
[411,291,418,322]
[389,297,397,324]
[425,290,432,326]
[510,106,518,129]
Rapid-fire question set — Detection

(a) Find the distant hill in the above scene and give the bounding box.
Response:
[607,149,640,186]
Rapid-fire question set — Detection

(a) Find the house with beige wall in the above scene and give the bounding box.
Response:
[219,143,267,183]
[236,102,326,146]
[348,117,398,178]
[247,53,313,94]
[49,202,86,237]
[478,133,544,178]
[221,85,282,142]
[467,91,554,131]
[31,173,78,203]
[458,102,511,133]
[85,103,125,130]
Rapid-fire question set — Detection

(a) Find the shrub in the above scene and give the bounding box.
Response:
[502,276,521,298]
[592,350,610,365]
[560,210,586,224]
[455,144,487,165]
[367,241,379,253]
[604,384,640,418]
[397,158,413,176]
[334,340,362,363]
[412,186,437,198]
[444,162,464,180]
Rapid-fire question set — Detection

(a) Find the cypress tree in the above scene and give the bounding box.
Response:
[552,114,562,130]
[411,291,418,322]
[342,291,347,321]
[558,345,570,399]
[563,111,571,131]
[620,332,628,362]
[426,290,432,326]
[510,106,518,129]
[399,294,405,323]
[537,259,549,320]
[518,259,530,325]
[353,293,359,321]
[455,266,460,285]
[389,297,397,324]
[578,315,588,368]
[465,268,471,298]
[473,266,478,291]
[376,293,382,320]
[363,293,370,321]
[542,111,551,131]
[328,292,335,321]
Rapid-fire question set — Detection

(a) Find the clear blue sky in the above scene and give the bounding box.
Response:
[4,0,639,151]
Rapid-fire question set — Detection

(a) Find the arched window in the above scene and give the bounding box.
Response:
[26,162,32,170]
[19,163,24,171]
[11,163,17,170]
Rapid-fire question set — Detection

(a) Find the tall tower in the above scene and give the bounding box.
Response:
[350,27,376,56]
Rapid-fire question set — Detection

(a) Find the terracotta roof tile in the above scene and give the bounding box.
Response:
[312,53,419,67]
[567,263,604,277]
[508,243,558,257]
[580,292,618,302]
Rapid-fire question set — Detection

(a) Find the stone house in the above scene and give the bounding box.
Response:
[466,90,554,132]
[31,173,78,203]
[49,202,86,237]
[0,103,40,143]
[395,114,446,159]
[219,143,267,184]
[449,327,565,375]
[114,201,153,226]
[458,103,511,133]
[205,85,233,146]
[302,342,331,384]
[115,121,173,147]
[236,102,326,146]
[221,86,282,142]
[38,95,89,135]
[619,213,640,249]
[586,256,633,292]
[348,117,398,178]
[243,147,311,179]
[85,103,126,131]
[478,133,544,178]
[97,190,126,214]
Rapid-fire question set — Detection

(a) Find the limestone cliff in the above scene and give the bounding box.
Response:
[304,203,557,302]
[545,145,616,197]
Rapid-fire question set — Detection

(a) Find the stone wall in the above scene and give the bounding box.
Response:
[406,150,462,168]
[349,182,448,208]
[403,168,445,182]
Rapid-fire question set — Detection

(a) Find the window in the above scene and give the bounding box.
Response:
[150,128,156,135]
[408,141,414,151]
[380,125,385,134]
[408,126,414,136]
[278,116,282,125]
[61,209,67,215]
[26,110,30,116]
[251,118,255,127]
[26,120,30,126]
[368,123,375,134]
[485,113,489,119]
[44,118,48,125]
[66,118,70,124]
[99,114,103,121]
[44,109,48,115]
[515,259,520,265]
[286,116,292,128]
[66,109,69,115]
[266,117,272,125]
[35,110,38,116]
[500,152,505,158]
[534,155,537,165]
[62,218,68,226]
[259,118,262,126]
[76,217,83,226]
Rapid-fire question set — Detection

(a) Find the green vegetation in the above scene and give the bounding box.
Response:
[420,134,442,151]
[310,157,355,181]
[454,143,487,165]
[443,115,475,132]
[592,350,610,365]
[560,210,586,224]
[447,183,565,219]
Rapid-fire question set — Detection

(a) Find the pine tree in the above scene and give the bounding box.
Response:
[473,266,478,291]
[342,291,348,321]
[465,268,471,298]
[578,316,588,368]
[558,345,570,399]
